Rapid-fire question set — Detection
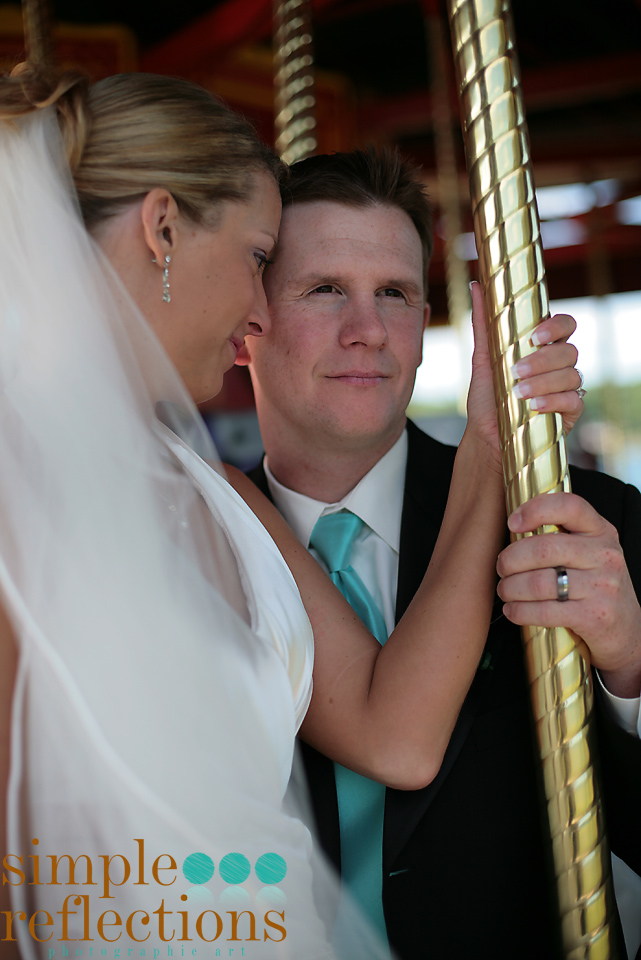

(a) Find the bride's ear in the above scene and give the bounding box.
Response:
[141,189,179,264]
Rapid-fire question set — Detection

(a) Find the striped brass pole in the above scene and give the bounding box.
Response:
[445,2,619,957]
[273,0,317,163]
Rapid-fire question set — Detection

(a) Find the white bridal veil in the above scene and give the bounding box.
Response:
[0,110,387,959]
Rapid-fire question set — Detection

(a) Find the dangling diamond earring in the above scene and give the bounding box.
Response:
[162,255,171,304]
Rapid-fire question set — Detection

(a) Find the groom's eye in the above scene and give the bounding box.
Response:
[311,284,337,294]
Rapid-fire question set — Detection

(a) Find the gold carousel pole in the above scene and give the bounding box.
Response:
[445,2,620,957]
[273,0,317,163]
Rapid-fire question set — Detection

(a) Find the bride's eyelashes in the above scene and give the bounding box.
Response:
[254,252,274,274]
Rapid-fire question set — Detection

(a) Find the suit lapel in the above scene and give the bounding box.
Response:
[394,421,454,622]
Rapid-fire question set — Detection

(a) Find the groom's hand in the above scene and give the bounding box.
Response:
[497,492,641,699]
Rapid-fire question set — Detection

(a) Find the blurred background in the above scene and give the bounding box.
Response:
[4,0,640,482]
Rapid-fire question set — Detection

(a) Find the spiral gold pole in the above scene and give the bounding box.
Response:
[446,2,619,957]
[273,0,317,164]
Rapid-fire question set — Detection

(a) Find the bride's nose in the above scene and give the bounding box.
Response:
[247,283,271,337]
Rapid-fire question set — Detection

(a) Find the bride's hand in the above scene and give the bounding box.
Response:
[465,281,584,474]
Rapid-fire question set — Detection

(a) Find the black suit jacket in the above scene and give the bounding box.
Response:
[249,420,641,960]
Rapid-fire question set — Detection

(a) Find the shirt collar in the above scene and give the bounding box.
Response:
[264,430,407,553]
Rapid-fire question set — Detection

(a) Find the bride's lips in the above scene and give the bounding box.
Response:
[229,335,244,358]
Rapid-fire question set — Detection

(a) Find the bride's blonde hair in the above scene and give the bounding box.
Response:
[0,65,285,231]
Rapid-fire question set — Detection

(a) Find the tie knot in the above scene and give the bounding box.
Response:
[309,510,364,574]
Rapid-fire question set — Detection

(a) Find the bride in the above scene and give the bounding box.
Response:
[0,68,581,958]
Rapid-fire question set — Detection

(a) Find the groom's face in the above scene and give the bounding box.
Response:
[239,200,430,455]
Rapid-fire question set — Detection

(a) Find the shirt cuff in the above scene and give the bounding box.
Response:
[595,670,641,738]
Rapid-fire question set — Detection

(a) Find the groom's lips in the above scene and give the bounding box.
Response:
[326,371,389,384]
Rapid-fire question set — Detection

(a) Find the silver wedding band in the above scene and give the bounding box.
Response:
[555,566,569,602]
[576,369,586,400]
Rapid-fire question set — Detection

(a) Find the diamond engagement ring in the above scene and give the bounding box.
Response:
[576,369,586,400]
[555,567,569,602]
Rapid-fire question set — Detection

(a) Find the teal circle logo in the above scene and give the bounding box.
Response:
[219,852,250,885]
[181,850,288,895]
[182,852,214,885]
[255,853,287,885]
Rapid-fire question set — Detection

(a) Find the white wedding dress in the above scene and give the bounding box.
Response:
[159,420,315,744]
[0,110,387,959]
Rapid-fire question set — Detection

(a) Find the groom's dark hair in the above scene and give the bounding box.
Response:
[280,146,434,286]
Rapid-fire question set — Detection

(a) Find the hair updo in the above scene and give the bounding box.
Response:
[0,64,286,232]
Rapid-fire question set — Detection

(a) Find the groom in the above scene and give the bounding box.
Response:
[238,149,641,959]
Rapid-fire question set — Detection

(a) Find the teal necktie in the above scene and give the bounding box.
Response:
[309,510,389,953]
